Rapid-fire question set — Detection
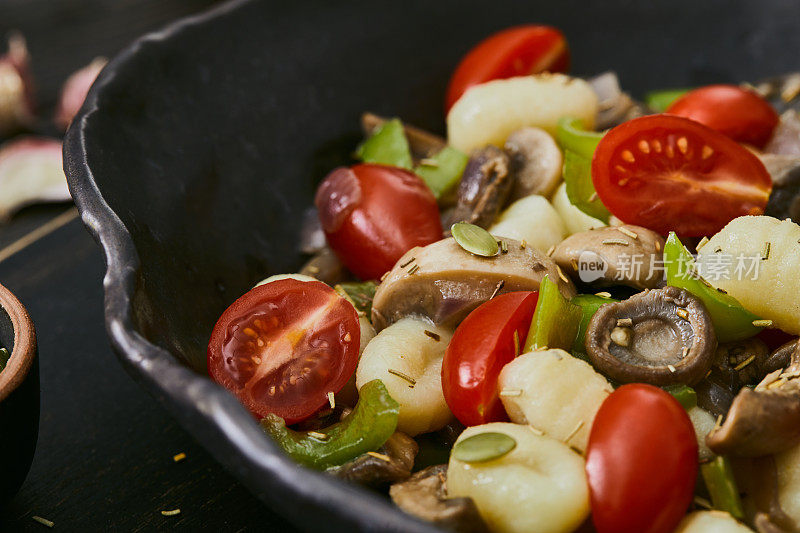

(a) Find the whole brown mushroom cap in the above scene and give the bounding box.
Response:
[371,237,575,332]
[585,286,716,385]
[552,225,665,290]
[504,127,563,200]
[707,341,800,457]
[327,432,418,488]
[389,465,489,533]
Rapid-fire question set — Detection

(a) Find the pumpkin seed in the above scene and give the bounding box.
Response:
[451,222,499,257]
[452,432,516,463]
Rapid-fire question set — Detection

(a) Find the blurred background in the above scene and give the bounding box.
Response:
[0,0,294,530]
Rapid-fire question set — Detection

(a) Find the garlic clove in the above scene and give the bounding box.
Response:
[54,57,106,130]
[0,32,35,136]
[0,137,71,221]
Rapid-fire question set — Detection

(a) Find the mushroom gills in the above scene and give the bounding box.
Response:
[585,286,716,386]
[608,316,691,367]
[389,465,489,533]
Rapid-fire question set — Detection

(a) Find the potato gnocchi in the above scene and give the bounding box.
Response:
[356,317,454,436]
[447,423,590,533]
[498,349,612,453]
[696,216,800,334]
[489,195,568,254]
[447,74,598,153]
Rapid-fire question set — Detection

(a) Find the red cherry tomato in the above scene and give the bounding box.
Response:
[586,384,698,533]
[442,292,538,426]
[592,114,772,237]
[207,279,360,424]
[315,163,442,281]
[445,25,569,111]
[666,84,779,148]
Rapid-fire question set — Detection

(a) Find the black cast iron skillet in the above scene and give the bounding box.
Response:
[63,0,800,530]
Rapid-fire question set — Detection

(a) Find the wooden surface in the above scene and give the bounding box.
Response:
[0,1,296,531]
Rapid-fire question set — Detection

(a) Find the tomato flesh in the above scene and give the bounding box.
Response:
[208,279,360,424]
[586,384,698,533]
[445,25,569,111]
[592,114,772,237]
[442,292,538,426]
[666,84,779,148]
[315,163,442,281]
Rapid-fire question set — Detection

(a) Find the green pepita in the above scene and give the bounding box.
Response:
[452,432,516,463]
[451,222,499,257]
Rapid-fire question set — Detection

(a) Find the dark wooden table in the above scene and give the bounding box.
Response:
[0,1,295,530]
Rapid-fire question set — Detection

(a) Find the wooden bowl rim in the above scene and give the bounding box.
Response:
[0,283,36,402]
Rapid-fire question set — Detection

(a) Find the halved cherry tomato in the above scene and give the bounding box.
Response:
[441,292,538,426]
[208,278,360,424]
[445,25,569,112]
[315,163,442,281]
[592,114,772,237]
[586,384,698,533]
[666,84,779,148]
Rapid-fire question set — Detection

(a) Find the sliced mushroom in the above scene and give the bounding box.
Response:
[696,338,770,417]
[765,339,800,375]
[442,146,514,229]
[759,153,800,223]
[707,342,800,457]
[503,127,563,200]
[589,71,648,130]
[327,432,418,488]
[361,112,447,163]
[371,237,575,331]
[734,456,799,532]
[299,246,348,285]
[585,286,716,385]
[390,465,489,533]
[552,225,666,290]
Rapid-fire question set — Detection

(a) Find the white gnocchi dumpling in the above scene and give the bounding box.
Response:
[489,195,567,254]
[447,423,590,533]
[696,216,800,335]
[447,74,598,153]
[355,317,453,436]
[776,442,800,525]
[497,349,612,453]
[551,182,607,235]
[673,511,754,532]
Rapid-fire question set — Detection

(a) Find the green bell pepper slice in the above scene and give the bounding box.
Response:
[701,456,745,519]
[335,281,378,318]
[563,150,611,223]
[571,294,618,355]
[644,88,691,112]
[355,118,413,169]
[524,275,584,353]
[556,117,604,160]
[663,384,698,410]
[413,146,468,200]
[664,232,763,342]
[260,379,399,469]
